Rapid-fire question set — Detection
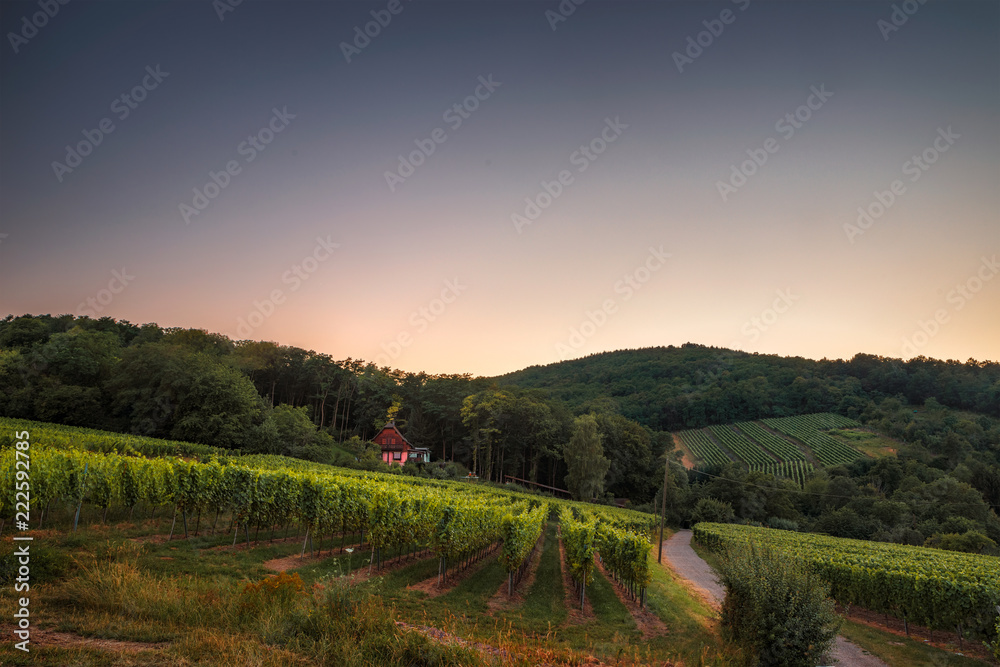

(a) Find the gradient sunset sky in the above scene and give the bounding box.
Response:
[1,0,997,376]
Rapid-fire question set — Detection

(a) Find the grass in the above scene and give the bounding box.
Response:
[519,522,567,628]
[830,427,900,457]
[839,619,988,666]
[645,546,740,665]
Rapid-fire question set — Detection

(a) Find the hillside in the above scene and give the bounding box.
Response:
[496,344,1000,432]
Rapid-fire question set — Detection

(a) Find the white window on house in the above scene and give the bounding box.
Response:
[393,451,401,460]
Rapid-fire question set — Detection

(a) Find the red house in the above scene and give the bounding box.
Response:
[374,420,430,466]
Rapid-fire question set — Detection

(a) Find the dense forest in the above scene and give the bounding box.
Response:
[1,313,999,553]
[499,345,1000,429]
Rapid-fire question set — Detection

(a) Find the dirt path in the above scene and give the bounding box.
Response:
[661,531,887,667]
[672,433,696,469]
[7,626,167,653]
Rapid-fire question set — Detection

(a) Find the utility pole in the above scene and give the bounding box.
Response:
[657,456,670,563]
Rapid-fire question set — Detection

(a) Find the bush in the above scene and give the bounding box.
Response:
[767,516,799,532]
[717,542,839,667]
[691,497,735,524]
[985,607,1000,662]
[925,530,998,555]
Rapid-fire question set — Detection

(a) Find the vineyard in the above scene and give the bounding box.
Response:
[707,425,772,465]
[762,415,863,466]
[747,460,814,487]
[676,429,728,465]
[558,506,653,609]
[0,421,657,609]
[734,420,805,461]
[0,417,233,458]
[694,522,1000,640]
[0,418,993,664]
[676,413,864,473]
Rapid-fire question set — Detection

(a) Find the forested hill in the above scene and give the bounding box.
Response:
[496,344,1000,432]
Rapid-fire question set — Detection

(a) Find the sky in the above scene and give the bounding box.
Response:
[1,0,997,377]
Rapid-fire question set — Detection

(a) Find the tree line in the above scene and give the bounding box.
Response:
[0,314,663,501]
[2,314,998,514]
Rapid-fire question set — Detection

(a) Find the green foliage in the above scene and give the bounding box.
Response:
[767,516,799,531]
[924,530,998,555]
[985,607,1000,661]
[691,497,735,524]
[596,412,660,503]
[696,522,1000,640]
[559,507,597,587]
[716,541,839,667]
[563,414,609,501]
[267,404,333,461]
[595,522,651,600]
[498,344,1000,430]
[499,502,548,573]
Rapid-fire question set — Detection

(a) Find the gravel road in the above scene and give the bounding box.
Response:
[661,530,888,667]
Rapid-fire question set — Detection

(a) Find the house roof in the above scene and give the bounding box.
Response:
[375,419,412,447]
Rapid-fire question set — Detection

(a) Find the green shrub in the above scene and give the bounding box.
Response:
[767,516,799,532]
[717,542,839,667]
[985,606,1000,662]
[691,497,735,524]
[925,530,998,555]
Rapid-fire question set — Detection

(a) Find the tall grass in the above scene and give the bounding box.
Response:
[53,540,482,665]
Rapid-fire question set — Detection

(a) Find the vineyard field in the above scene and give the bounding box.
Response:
[676,413,864,471]
[706,425,772,465]
[734,421,806,461]
[676,429,729,465]
[763,415,863,465]
[694,522,1000,640]
[747,460,814,487]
